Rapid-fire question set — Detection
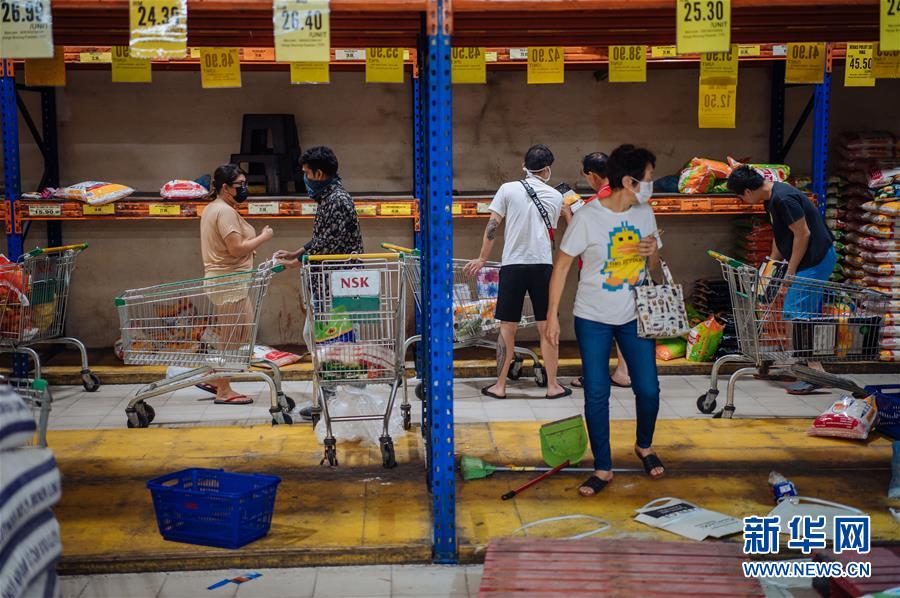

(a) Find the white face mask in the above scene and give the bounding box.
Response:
[523,166,551,184]
[629,177,653,204]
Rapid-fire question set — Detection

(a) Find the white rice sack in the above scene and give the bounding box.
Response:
[0,387,36,450]
[0,448,61,554]
[0,510,61,598]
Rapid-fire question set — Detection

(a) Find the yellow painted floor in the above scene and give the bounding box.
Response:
[51,419,897,574]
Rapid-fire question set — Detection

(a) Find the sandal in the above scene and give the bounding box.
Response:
[545,387,573,400]
[610,378,631,388]
[481,385,507,399]
[636,451,665,479]
[213,394,253,405]
[195,383,218,395]
[571,377,584,388]
[578,475,609,497]
[786,381,822,395]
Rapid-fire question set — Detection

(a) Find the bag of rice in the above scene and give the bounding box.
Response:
[875,185,900,201]
[727,157,790,183]
[54,181,134,206]
[860,250,900,263]
[686,316,724,362]
[678,163,716,194]
[862,262,899,275]
[690,157,731,178]
[881,349,900,362]
[160,180,209,199]
[868,166,900,189]
[808,395,877,440]
[656,337,687,361]
[862,212,900,225]
[252,345,301,367]
[864,275,900,287]
[862,200,900,216]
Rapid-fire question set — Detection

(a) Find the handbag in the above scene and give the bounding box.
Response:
[634,259,691,339]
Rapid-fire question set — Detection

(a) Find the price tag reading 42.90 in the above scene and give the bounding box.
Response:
[273,0,330,63]
[677,0,731,54]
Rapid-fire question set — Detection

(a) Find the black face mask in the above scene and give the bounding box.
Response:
[233,185,249,203]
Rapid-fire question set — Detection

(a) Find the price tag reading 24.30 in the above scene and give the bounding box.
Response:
[677,0,731,54]
[129,0,187,59]
[273,0,330,63]
[200,48,241,88]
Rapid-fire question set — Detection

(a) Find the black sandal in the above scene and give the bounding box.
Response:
[578,475,609,497]
[481,385,507,399]
[636,452,666,479]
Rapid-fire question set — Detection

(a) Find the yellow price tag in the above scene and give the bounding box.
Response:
[677,0,731,54]
[874,43,900,77]
[380,203,412,216]
[451,203,462,215]
[79,52,111,63]
[883,0,900,51]
[698,83,736,128]
[451,47,486,84]
[700,45,738,83]
[485,51,498,62]
[112,46,152,83]
[189,47,200,58]
[300,203,318,215]
[527,46,564,84]
[83,204,116,215]
[650,45,677,58]
[24,46,65,86]
[738,44,761,57]
[0,0,53,58]
[273,0,330,63]
[845,42,875,87]
[365,48,404,83]
[200,48,241,88]
[785,42,825,84]
[355,204,377,216]
[149,204,181,216]
[609,45,646,83]
[129,0,187,59]
[290,61,329,83]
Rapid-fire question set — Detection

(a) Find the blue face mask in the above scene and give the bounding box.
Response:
[304,173,332,199]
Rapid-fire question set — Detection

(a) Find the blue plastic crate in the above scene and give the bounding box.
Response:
[867,384,900,440]
[147,468,280,549]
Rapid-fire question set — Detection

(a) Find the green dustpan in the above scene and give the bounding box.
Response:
[540,415,588,468]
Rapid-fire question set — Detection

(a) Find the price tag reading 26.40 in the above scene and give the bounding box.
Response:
[273,0,330,63]
[129,0,187,59]
[677,0,731,54]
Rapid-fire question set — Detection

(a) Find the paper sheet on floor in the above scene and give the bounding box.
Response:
[634,497,743,541]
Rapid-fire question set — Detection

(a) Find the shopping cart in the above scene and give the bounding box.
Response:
[0,244,100,391]
[115,258,294,428]
[1,376,52,447]
[696,251,888,418]
[381,243,547,406]
[300,252,406,468]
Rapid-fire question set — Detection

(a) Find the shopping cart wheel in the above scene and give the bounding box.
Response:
[401,404,412,430]
[321,439,338,467]
[696,393,717,414]
[279,394,296,412]
[380,436,397,469]
[533,364,547,388]
[713,405,735,420]
[508,357,524,381]
[125,405,150,429]
[81,371,101,392]
[415,382,424,400]
[271,412,293,426]
[143,403,156,424]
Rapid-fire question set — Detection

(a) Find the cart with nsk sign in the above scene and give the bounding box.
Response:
[300,252,406,468]
[697,251,888,419]
[0,244,100,391]
[115,258,294,428]
[381,243,547,408]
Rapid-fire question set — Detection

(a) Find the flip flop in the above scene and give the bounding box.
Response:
[481,386,507,399]
[578,475,609,497]
[213,394,253,405]
[786,381,822,395]
[636,451,665,479]
[571,377,584,388]
[610,378,631,388]
[545,387,573,400]
[195,383,218,395]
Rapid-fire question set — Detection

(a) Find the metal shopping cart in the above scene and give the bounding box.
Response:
[381,243,547,406]
[696,251,888,418]
[1,376,52,447]
[115,258,294,428]
[0,244,100,391]
[301,252,406,468]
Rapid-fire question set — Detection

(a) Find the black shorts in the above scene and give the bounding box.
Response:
[495,264,553,323]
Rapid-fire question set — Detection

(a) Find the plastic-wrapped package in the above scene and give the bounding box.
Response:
[808,396,877,440]
[160,180,209,199]
[314,386,405,447]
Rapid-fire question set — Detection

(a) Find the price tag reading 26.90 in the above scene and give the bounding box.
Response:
[273,0,330,63]
[677,0,731,54]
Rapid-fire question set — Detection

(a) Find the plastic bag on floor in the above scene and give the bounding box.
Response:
[315,386,405,447]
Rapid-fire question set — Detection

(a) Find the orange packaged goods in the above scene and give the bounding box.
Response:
[691,157,732,179]
[726,157,791,183]
[160,180,209,200]
[55,181,134,206]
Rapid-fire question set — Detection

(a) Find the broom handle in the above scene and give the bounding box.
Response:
[501,460,569,500]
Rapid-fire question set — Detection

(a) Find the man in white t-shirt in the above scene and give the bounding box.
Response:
[464,144,570,400]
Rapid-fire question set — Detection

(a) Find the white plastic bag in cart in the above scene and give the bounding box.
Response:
[315,386,406,448]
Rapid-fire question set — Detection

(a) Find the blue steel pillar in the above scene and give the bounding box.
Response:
[422,0,457,564]
[811,70,830,218]
[2,61,24,260]
[412,53,426,390]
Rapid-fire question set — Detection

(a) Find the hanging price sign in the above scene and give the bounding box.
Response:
[23,45,64,86]
[609,45,646,82]
[273,0,329,63]
[700,45,738,82]
[112,46,152,83]
[451,47,486,84]
[874,43,900,77]
[0,0,52,58]
[129,0,186,59]
[527,46,564,84]
[365,47,404,83]
[200,47,241,88]
[698,84,736,128]
[845,42,875,86]
[676,0,731,54]
[785,42,825,83]
[883,0,900,51]
[290,61,329,83]
[650,46,677,58]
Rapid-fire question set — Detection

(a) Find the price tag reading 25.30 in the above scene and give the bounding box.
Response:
[129,0,187,59]
[677,0,731,54]
[273,0,330,63]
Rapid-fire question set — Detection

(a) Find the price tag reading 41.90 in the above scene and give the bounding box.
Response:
[677,0,731,54]
[273,0,330,63]
[129,0,187,59]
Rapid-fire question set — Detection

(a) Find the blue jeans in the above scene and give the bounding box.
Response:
[783,246,838,319]
[574,316,660,471]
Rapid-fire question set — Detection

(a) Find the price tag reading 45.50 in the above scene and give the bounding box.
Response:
[845,43,875,87]
[129,0,187,59]
[273,0,330,63]
[677,0,731,54]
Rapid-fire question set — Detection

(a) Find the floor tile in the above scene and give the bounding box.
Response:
[235,568,316,598]
[465,566,484,597]
[158,570,240,598]
[79,572,167,598]
[58,575,90,598]
[390,564,468,597]
[312,565,391,598]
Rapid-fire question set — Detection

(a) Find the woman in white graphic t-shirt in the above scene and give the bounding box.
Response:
[545,144,665,497]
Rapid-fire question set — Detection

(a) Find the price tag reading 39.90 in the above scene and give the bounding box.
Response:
[129,0,187,59]
[676,0,731,54]
[273,0,330,63]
